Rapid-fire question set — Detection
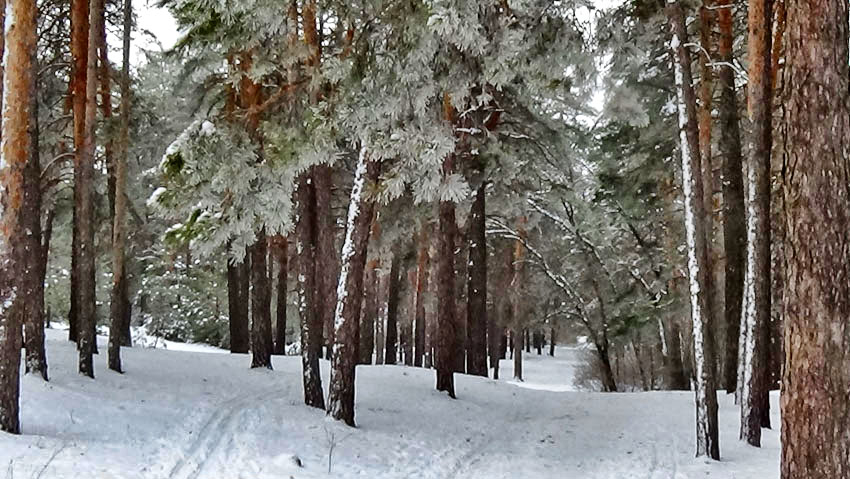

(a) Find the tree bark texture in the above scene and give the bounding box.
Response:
[77,0,104,378]
[227,258,250,353]
[781,0,850,476]
[669,0,720,460]
[384,250,400,365]
[359,259,378,365]
[68,0,89,344]
[0,0,36,433]
[327,150,381,426]
[274,236,288,355]
[436,163,458,397]
[250,231,273,369]
[717,0,745,394]
[740,0,773,446]
[413,228,429,367]
[466,183,488,376]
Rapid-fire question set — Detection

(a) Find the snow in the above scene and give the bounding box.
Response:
[1,329,780,478]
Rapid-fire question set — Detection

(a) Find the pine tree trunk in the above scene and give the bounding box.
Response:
[413,228,429,367]
[510,220,527,382]
[1,0,36,433]
[250,232,273,369]
[717,0,745,395]
[466,184,487,376]
[296,171,325,409]
[22,43,47,380]
[669,0,720,459]
[327,149,380,426]
[740,0,773,446]
[549,325,556,356]
[359,259,378,365]
[402,271,414,366]
[314,165,337,360]
[375,267,387,365]
[69,0,89,345]
[227,257,250,353]
[109,0,132,373]
[77,0,104,378]
[384,251,400,365]
[274,236,288,355]
[436,160,458,398]
[781,0,850,475]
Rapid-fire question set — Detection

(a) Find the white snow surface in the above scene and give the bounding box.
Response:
[1,329,780,478]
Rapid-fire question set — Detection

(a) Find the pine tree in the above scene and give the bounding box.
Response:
[781,0,850,476]
[740,0,773,446]
[327,149,381,426]
[0,0,37,434]
[668,0,720,460]
[109,0,133,373]
[466,183,488,377]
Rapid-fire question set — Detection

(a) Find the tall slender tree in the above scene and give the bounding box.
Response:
[68,0,89,344]
[273,236,288,355]
[327,149,381,426]
[466,183,488,377]
[740,0,773,446]
[77,0,105,378]
[668,0,720,460]
[413,227,429,367]
[717,0,745,394]
[109,0,133,373]
[384,251,401,365]
[0,0,37,434]
[781,0,850,476]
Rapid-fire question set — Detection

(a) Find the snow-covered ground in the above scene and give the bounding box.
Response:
[1,329,779,478]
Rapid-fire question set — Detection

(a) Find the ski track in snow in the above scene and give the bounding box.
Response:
[1,329,780,478]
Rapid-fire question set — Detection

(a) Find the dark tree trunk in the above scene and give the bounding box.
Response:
[717,0,745,395]
[250,232,273,369]
[548,325,556,356]
[69,0,89,345]
[596,345,617,393]
[359,259,378,365]
[510,221,527,381]
[227,257,250,353]
[314,164,337,360]
[108,0,132,373]
[663,315,689,390]
[1,0,37,433]
[669,0,720,459]
[384,251,400,365]
[781,0,850,476]
[466,184,487,376]
[327,152,380,426]
[274,236,288,355]
[436,169,458,397]
[77,0,104,378]
[375,268,387,365]
[296,171,324,409]
[413,228,429,367]
[22,47,47,380]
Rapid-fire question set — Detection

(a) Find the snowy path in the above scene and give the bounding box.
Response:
[1,329,779,478]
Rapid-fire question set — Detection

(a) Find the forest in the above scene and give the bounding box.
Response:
[0,0,847,477]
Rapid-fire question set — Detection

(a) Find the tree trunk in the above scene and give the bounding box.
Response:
[327,149,381,426]
[69,0,89,344]
[108,0,132,373]
[781,0,850,476]
[359,259,378,365]
[296,171,325,409]
[436,163,458,397]
[384,250,400,364]
[250,231,273,369]
[76,0,104,378]
[413,228,429,367]
[227,257,250,353]
[22,42,47,380]
[510,220,527,382]
[716,0,745,395]
[466,184,487,376]
[549,324,556,356]
[375,267,387,365]
[313,165,337,360]
[0,0,36,433]
[402,270,414,366]
[274,236,288,355]
[669,0,720,459]
[740,0,773,446]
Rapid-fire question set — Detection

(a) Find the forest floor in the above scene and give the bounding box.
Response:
[2,328,779,478]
